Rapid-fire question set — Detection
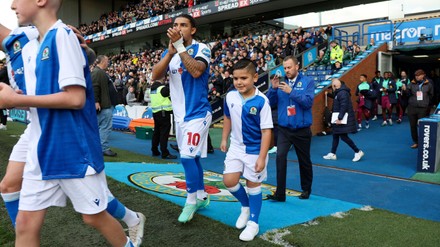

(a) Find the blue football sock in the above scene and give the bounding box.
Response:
[195,156,205,191]
[227,183,249,207]
[181,158,199,194]
[106,196,126,220]
[1,191,20,227]
[107,196,140,227]
[248,186,262,224]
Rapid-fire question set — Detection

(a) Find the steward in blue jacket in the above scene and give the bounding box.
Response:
[265,56,314,202]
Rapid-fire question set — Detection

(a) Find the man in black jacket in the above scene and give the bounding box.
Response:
[92,55,119,156]
[402,69,434,149]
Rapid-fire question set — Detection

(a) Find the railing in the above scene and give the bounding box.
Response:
[332,24,360,46]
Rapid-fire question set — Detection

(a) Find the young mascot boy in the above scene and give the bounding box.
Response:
[221,59,273,241]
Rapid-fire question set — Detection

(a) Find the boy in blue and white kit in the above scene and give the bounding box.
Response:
[221,59,273,241]
[152,14,211,223]
[0,1,133,246]
[0,23,145,246]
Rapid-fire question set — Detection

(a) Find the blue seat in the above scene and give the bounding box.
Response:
[343,60,350,66]
[112,115,131,130]
[317,65,326,71]
[313,76,319,82]
[319,76,326,81]
[308,66,316,71]
[308,71,317,76]
[325,70,332,75]
[326,65,332,70]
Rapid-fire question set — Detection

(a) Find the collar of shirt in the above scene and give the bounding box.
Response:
[288,76,298,87]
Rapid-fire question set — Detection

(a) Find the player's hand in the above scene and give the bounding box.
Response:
[271,75,280,89]
[95,102,101,112]
[220,140,228,152]
[279,82,292,94]
[167,40,177,56]
[255,157,266,173]
[0,83,17,108]
[167,27,182,43]
[335,119,342,125]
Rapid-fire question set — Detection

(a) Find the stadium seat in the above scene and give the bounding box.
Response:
[326,65,332,70]
[308,66,316,71]
[112,115,131,130]
[317,65,326,71]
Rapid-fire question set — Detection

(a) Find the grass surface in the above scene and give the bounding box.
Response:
[412,171,440,185]
[284,208,440,247]
[2,122,440,246]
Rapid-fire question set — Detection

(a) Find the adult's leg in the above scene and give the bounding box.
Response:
[331,133,340,154]
[339,133,360,153]
[356,106,363,124]
[274,127,291,198]
[291,128,313,193]
[407,106,419,143]
[159,112,172,156]
[97,107,113,152]
[151,113,161,155]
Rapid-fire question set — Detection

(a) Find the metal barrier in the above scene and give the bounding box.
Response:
[332,24,360,46]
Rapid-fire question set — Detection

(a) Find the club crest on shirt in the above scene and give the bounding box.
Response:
[13,41,21,54]
[178,67,183,74]
[249,106,257,115]
[187,48,194,56]
[297,81,302,88]
[41,47,50,60]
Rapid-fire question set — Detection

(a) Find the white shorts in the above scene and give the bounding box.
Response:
[175,112,212,158]
[19,171,108,214]
[223,147,268,183]
[9,125,31,163]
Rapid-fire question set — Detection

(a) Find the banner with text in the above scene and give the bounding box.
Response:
[367,17,440,43]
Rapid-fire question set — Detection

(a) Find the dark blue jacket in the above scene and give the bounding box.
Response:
[331,84,357,134]
[355,82,376,110]
[380,79,397,104]
[266,74,314,129]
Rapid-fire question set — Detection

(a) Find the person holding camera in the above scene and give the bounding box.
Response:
[266,56,314,201]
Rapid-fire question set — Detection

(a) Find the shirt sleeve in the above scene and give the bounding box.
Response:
[260,97,273,130]
[56,27,86,90]
[195,43,210,68]
[224,93,230,117]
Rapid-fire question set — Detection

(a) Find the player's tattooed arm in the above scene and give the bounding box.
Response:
[179,52,206,78]
[0,24,12,51]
